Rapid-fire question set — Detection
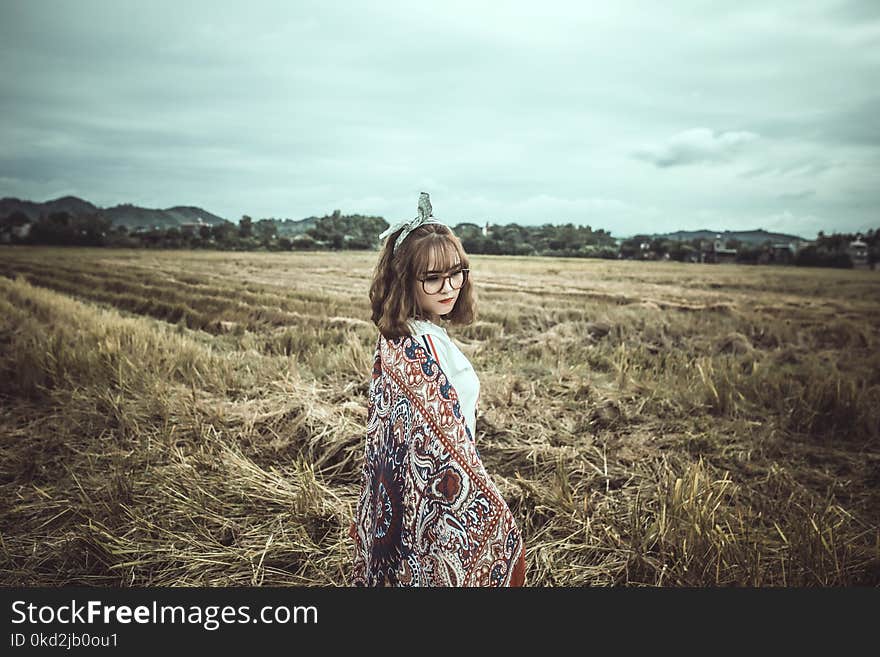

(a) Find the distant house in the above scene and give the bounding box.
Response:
[180,221,206,236]
[482,221,490,237]
[765,242,797,264]
[13,222,31,239]
[131,225,163,235]
[1,221,33,243]
[848,236,869,268]
[700,234,737,264]
[756,238,814,265]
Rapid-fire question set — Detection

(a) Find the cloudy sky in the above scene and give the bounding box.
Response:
[1,0,878,238]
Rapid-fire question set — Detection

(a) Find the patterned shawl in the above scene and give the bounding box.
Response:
[350,332,524,586]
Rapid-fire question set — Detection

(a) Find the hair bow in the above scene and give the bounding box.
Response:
[379,192,443,254]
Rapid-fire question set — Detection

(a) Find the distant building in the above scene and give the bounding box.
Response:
[180,221,206,236]
[848,236,869,268]
[757,238,814,265]
[0,220,33,244]
[482,221,490,237]
[12,222,32,240]
[700,234,737,264]
[765,242,797,264]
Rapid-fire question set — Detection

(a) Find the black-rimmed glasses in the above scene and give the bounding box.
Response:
[418,268,469,295]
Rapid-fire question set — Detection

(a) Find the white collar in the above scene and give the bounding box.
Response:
[408,318,448,334]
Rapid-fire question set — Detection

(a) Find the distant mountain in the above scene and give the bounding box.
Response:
[101,203,228,229]
[0,195,99,220]
[645,228,808,245]
[0,196,231,229]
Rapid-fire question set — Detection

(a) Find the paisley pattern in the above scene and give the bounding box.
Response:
[350,333,524,586]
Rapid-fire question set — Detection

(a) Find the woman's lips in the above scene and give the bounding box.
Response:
[439,297,455,304]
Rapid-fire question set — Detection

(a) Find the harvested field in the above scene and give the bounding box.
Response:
[1,247,878,586]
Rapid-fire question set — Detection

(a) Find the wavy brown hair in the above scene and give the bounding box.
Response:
[369,223,476,340]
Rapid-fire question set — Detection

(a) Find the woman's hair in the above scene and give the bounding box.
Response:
[369,222,476,339]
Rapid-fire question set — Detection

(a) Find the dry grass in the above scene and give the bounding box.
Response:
[1,246,878,586]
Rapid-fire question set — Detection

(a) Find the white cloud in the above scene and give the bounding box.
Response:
[634,129,760,168]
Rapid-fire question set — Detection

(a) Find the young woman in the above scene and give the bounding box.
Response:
[349,192,526,587]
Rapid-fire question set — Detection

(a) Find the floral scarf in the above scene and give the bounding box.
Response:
[350,332,524,586]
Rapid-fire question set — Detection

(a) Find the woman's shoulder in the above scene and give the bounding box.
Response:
[407,319,452,362]
[407,319,450,339]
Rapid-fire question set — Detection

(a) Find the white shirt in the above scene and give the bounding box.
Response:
[407,319,481,440]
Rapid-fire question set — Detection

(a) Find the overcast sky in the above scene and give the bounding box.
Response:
[1,0,878,238]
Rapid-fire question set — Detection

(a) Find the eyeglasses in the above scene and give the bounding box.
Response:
[418,268,469,295]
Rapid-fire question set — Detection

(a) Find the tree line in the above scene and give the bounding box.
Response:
[1,208,877,268]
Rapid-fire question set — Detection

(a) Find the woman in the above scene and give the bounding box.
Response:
[349,192,526,587]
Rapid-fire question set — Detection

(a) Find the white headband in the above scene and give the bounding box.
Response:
[379,192,445,255]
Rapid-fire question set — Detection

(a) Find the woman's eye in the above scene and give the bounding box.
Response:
[425,276,440,282]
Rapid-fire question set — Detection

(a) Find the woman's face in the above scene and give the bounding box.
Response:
[414,250,463,322]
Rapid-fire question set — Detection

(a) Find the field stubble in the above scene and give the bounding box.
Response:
[1,247,878,586]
